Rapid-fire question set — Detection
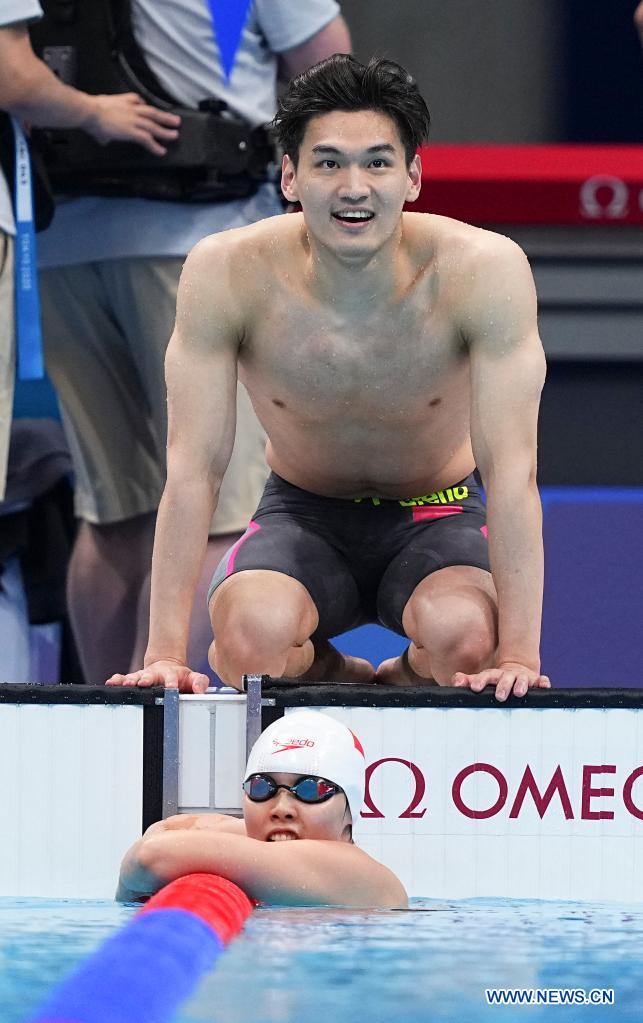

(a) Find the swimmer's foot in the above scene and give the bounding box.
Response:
[300,639,376,684]
[375,646,438,687]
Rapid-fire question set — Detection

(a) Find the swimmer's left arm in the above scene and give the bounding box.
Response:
[462,236,550,701]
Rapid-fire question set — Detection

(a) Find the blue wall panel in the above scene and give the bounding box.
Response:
[540,488,643,687]
[334,488,643,688]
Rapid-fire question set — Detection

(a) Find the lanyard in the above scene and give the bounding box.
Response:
[11,117,44,381]
[204,0,254,81]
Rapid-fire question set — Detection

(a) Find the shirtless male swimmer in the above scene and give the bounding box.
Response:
[107,55,551,702]
[117,711,406,908]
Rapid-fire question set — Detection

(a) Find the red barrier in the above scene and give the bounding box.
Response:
[411,144,643,224]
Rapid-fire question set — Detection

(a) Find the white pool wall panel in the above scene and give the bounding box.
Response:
[178,693,245,813]
[0,704,143,898]
[3,691,643,902]
[313,705,643,903]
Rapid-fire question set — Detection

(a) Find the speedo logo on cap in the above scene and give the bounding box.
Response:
[271,738,315,753]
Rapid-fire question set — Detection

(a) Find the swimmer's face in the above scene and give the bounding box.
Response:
[281,109,421,257]
[243,772,352,843]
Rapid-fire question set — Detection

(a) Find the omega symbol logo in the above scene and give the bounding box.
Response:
[580,175,629,219]
[361,758,427,818]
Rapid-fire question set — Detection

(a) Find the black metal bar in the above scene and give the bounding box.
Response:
[0,684,164,705]
[261,683,643,710]
[142,695,165,832]
[243,674,266,760]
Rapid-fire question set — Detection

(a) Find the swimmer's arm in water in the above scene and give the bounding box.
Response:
[460,236,550,701]
[106,235,242,692]
[116,828,407,909]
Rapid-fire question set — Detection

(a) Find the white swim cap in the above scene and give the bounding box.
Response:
[244,710,365,823]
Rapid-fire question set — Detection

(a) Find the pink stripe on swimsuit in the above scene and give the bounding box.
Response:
[412,506,464,523]
[226,521,261,576]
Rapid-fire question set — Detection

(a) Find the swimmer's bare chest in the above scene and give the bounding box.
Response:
[239,281,475,499]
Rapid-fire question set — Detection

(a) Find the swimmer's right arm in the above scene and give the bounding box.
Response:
[106,236,242,692]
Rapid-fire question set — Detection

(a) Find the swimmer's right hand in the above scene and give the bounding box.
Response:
[105,659,209,694]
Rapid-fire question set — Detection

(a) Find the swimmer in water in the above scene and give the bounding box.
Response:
[116,710,406,908]
[107,54,551,702]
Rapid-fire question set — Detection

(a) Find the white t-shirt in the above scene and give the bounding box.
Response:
[37,0,340,266]
[0,0,43,236]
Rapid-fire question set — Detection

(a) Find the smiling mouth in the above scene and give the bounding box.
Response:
[267,831,298,841]
[332,210,375,227]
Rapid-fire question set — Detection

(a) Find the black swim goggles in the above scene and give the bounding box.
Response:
[243,773,342,804]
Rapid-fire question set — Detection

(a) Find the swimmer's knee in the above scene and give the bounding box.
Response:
[428,625,496,677]
[214,616,296,672]
[443,632,495,676]
[214,589,315,648]
[404,593,496,670]
[210,571,317,631]
[210,635,298,689]
[210,574,317,683]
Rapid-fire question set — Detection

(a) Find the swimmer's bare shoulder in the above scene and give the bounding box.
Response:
[403,212,539,351]
[433,214,532,291]
[163,217,300,446]
[403,210,528,273]
[186,213,305,320]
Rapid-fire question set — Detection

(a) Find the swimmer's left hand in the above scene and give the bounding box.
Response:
[452,662,551,702]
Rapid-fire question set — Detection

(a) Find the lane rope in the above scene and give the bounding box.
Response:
[28,873,254,1023]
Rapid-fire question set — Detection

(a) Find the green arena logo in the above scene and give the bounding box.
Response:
[354,485,469,508]
[398,486,469,507]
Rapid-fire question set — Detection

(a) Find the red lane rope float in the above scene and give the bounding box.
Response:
[28,874,255,1023]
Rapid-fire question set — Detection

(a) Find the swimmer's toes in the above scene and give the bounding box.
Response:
[338,654,377,684]
[375,651,433,687]
[375,655,410,686]
[301,641,375,684]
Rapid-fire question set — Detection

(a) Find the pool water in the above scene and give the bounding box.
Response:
[1,897,641,1022]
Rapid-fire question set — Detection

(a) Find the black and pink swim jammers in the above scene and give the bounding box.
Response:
[207,471,490,638]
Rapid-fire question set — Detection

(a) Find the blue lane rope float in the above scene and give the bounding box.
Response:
[28,873,255,1023]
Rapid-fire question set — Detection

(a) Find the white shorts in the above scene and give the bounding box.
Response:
[39,256,268,532]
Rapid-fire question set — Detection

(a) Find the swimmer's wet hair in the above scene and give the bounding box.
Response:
[273,54,431,167]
